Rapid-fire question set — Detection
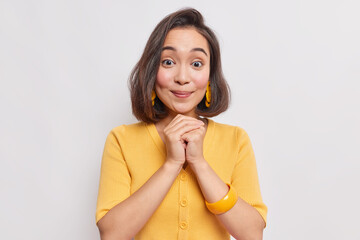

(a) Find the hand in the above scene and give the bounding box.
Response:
[181,121,207,165]
[163,114,204,167]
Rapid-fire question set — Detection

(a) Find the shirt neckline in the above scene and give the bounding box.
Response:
[145,118,215,171]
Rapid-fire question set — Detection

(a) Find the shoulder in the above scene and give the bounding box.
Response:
[211,119,248,138]
[111,122,147,133]
[106,122,149,141]
[209,119,252,149]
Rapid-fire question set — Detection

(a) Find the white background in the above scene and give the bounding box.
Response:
[1,0,359,239]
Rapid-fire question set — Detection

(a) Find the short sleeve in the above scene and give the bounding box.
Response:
[231,127,268,227]
[95,127,131,224]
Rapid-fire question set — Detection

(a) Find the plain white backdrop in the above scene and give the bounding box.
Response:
[1,0,359,239]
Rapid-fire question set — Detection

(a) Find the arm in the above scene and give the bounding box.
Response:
[190,160,265,240]
[97,161,182,240]
[96,118,204,239]
[183,126,266,240]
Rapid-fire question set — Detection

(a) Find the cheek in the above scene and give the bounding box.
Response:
[192,70,210,89]
[156,68,172,88]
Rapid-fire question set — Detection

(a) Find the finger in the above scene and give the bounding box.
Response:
[165,115,203,133]
[167,114,203,129]
[166,119,203,136]
[181,126,206,142]
[167,123,203,141]
[181,130,197,142]
[166,114,185,129]
[181,138,188,147]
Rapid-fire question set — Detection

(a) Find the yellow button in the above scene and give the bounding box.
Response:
[180,221,188,230]
[180,199,188,207]
[180,173,187,181]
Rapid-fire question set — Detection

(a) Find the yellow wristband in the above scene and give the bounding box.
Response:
[205,183,238,215]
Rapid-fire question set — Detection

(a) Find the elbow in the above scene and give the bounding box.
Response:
[233,224,264,240]
[98,228,132,240]
[247,223,264,240]
[242,214,265,240]
[250,230,263,240]
[99,231,132,240]
[233,232,263,240]
[97,218,132,240]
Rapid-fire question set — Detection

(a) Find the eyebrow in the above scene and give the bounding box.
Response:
[161,46,208,56]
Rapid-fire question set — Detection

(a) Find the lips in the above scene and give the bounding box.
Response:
[171,90,193,98]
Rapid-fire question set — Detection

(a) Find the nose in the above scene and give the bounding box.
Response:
[174,64,190,85]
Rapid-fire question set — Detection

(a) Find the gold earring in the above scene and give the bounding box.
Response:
[151,90,156,106]
[205,81,211,107]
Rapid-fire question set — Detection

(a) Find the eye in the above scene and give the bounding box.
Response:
[192,61,202,68]
[162,59,174,66]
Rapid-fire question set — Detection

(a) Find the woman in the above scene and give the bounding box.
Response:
[96,8,267,240]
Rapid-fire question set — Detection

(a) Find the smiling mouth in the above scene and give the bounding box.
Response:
[171,91,193,98]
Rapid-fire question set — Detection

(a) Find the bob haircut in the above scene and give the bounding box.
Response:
[129,7,230,123]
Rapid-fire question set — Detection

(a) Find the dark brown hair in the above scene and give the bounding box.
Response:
[129,7,230,123]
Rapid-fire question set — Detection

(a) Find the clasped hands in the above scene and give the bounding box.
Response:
[163,114,206,168]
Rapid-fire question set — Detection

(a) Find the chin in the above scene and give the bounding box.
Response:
[171,105,196,116]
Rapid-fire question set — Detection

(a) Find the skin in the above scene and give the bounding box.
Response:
[97,27,265,240]
[155,27,210,169]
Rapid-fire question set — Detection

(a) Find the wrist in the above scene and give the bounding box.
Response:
[163,160,183,174]
[188,158,208,173]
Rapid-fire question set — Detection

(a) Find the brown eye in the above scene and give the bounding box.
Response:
[162,59,174,66]
[192,61,202,68]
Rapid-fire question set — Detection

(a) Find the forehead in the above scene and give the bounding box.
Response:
[163,27,209,53]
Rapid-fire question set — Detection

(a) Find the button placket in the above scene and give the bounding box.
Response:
[180,198,188,207]
[178,171,189,239]
[180,172,187,181]
[180,221,188,230]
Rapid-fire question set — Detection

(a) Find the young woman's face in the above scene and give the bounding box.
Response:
[155,27,210,118]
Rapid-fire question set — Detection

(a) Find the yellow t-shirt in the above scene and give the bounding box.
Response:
[96,119,267,239]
